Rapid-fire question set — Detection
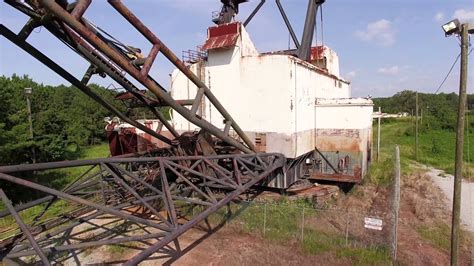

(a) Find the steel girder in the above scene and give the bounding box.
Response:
[0,1,287,264]
[2,0,255,153]
[0,153,285,264]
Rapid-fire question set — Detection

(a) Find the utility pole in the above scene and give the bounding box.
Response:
[451,23,469,266]
[24,87,36,164]
[377,106,381,162]
[392,145,401,261]
[415,92,419,161]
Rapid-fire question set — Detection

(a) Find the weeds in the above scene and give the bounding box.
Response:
[337,246,390,265]
[417,223,451,250]
[418,223,474,251]
[301,229,345,255]
[107,244,127,254]
[366,157,394,186]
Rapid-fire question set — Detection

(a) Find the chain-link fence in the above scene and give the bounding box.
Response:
[201,198,395,263]
[195,147,402,263]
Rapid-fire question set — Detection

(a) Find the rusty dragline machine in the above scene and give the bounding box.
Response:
[0,0,373,264]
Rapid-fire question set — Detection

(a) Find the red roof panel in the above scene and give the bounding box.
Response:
[202,22,240,50]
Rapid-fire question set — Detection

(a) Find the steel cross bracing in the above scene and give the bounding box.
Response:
[0,153,285,264]
[0,0,287,264]
[2,0,256,154]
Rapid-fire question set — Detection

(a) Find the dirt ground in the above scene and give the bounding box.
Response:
[71,168,473,265]
[394,169,473,265]
[72,225,354,266]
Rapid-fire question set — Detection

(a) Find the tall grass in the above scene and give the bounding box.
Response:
[373,117,474,178]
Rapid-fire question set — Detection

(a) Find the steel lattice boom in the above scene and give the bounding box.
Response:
[0,153,284,264]
[0,0,287,264]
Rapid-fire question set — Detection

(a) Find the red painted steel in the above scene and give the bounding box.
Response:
[203,22,240,50]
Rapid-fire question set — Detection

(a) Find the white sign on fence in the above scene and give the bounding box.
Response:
[364,217,383,231]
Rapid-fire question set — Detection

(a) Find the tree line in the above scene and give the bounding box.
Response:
[3,77,471,167]
[0,75,127,165]
[373,90,474,131]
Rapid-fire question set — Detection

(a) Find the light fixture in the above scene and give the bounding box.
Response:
[442,19,460,36]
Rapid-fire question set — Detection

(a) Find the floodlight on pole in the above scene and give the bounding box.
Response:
[442,19,460,36]
[24,87,35,163]
[442,20,472,266]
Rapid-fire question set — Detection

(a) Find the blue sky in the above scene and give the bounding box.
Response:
[1,0,473,97]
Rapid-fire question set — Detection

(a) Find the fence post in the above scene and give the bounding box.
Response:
[392,145,401,262]
[301,207,305,241]
[377,106,381,162]
[345,210,349,246]
[263,202,267,236]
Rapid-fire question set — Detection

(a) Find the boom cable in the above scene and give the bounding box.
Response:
[320,4,324,46]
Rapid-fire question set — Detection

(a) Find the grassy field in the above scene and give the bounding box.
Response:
[0,143,111,239]
[59,143,110,180]
[370,117,474,183]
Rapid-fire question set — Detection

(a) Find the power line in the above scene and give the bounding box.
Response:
[434,53,460,94]
[435,48,473,94]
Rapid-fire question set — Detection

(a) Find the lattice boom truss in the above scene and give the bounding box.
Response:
[0,1,288,264]
[0,153,284,264]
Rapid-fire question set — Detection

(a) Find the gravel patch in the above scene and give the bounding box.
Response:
[426,168,474,232]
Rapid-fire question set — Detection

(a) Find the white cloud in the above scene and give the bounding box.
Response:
[355,19,396,46]
[377,66,399,75]
[434,12,445,22]
[453,9,474,23]
[346,71,357,79]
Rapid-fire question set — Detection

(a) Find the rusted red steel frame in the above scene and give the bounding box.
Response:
[0,189,50,266]
[107,0,255,151]
[0,23,175,146]
[70,0,91,19]
[0,153,284,264]
[65,27,179,138]
[38,0,256,154]
[41,0,180,140]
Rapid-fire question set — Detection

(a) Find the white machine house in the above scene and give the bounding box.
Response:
[168,0,373,187]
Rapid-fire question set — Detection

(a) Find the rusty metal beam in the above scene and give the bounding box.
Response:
[106,0,256,153]
[0,172,171,231]
[39,0,254,153]
[0,189,50,265]
[60,23,179,138]
[243,0,266,27]
[275,0,300,49]
[140,43,160,77]
[71,0,91,18]
[7,195,163,256]
[0,153,282,173]
[124,155,284,264]
[101,163,171,227]
[0,25,174,146]
[7,232,167,258]
[0,152,284,264]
